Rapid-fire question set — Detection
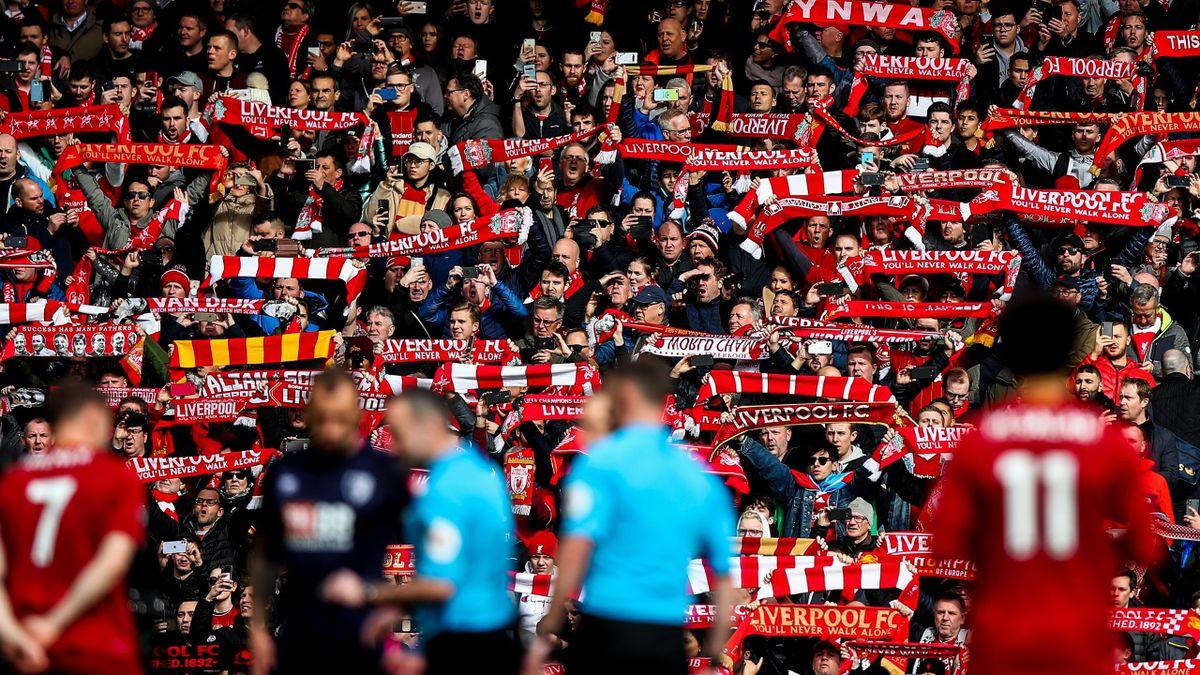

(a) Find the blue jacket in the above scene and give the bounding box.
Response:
[227,276,326,334]
[739,436,858,539]
[418,282,528,339]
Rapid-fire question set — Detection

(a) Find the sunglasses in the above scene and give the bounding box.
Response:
[808,456,831,466]
[225,471,249,480]
[125,191,150,200]
[284,2,304,9]
[1057,247,1081,256]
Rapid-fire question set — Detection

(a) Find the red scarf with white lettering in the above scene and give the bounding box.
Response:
[1152,31,1200,59]
[1117,660,1200,675]
[128,450,276,482]
[769,0,959,51]
[377,338,518,364]
[981,107,1119,132]
[695,371,895,404]
[728,170,860,231]
[52,143,227,200]
[275,23,310,78]
[1108,608,1200,640]
[743,195,945,259]
[504,447,536,515]
[846,55,973,116]
[967,172,1176,227]
[318,208,531,258]
[1014,56,1145,111]
[151,487,181,520]
[448,124,608,174]
[1091,112,1200,174]
[641,334,766,361]
[130,23,155,50]
[875,425,969,477]
[838,249,1021,299]
[767,316,943,344]
[823,300,996,321]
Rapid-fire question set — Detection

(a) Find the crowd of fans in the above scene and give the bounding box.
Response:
[0,0,1197,672]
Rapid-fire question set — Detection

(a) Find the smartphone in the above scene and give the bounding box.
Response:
[816,282,848,296]
[522,38,535,54]
[473,59,488,78]
[377,199,390,218]
[1188,499,1199,515]
[410,257,424,268]
[590,31,602,44]
[522,63,536,80]
[1166,175,1190,189]
[483,390,513,405]
[406,1,427,12]
[912,157,930,171]
[29,78,43,103]
[4,235,27,249]
[860,151,874,165]
[634,215,654,228]
[652,88,680,102]
[194,312,220,322]
[691,354,715,367]
[378,87,399,101]
[252,239,278,252]
[221,572,233,582]
[307,46,319,59]
[615,52,639,65]
[0,61,23,74]
[807,340,833,356]
[909,365,938,380]
[539,156,553,174]
[860,172,885,187]
[282,437,310,453]
[1101,321,1114,338]
[162,540,188,554]
[630,223,653,240]
[293,158,316,171]
[827,508,852,521]
[982,35,996,49]
[461,267,481,279]
[169,382,198,397]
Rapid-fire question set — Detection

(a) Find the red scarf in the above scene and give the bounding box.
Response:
[377,339,518,364]
[39,44,52,80]
[769,0,959,51]
[448,125,609,174]
[1109,608,1200,640]
[204,257,367,311]
[712,401,903,448]
[641,334,766,361]
[695,371,895,405]
[53,143,227,199]
[1151,31,1200,60]
[1092,111,1200,174]
[968,173,1176,227]
[431,362,600,394]
[275,23,310,78]
[823,300,996,321]
[151,488,180,521]
[846,55,973,116]
[128,450,276,482]
[838,249,1021,299]
[0,104,129,141]
[768,316,943,344]
[294,178,342,241]
[318,208,531,258]
[130,23,155,50]
[728,169,859,231]
[981,107,1119,132]
[147,298,266,315]
[1014,56,1145,111]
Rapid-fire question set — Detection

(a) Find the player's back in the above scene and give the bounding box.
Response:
[0,447,144,667]
[933,402,1155,675]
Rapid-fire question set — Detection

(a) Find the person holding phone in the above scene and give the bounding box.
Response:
[511,70,568,140]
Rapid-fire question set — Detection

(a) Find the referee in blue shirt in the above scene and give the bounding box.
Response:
[527,360,735,675]
[322,389,520,675]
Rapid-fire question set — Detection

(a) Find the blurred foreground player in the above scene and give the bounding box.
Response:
[0,384,144,674]
[933,294,1159,675]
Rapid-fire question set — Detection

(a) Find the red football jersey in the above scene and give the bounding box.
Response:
[933,402,1158,675]
[0,447,145,670]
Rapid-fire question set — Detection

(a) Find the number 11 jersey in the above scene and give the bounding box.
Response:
[0,447,145,670]
[933,402,1159,675]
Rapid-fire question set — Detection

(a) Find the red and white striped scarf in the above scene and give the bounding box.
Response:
[727,169,859,232]
[275,23,311,78]
[1109,607,1200,640]
[431,363,600,394]
[204,255,367,311]
[293,178,342,241]
[687,555,837,594]
[756,561,916,601]
[0,301,107,325]
[695,371,895,405]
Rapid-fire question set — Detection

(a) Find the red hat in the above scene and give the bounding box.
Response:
[525,530,558,558]
[160,266,190,292]
[386,256,411,269]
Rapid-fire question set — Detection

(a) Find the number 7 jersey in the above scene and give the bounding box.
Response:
[0,448,145,668]
[932,402,1159,675]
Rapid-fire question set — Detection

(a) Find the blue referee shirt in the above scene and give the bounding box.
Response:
[407,443,516,639]
[563,423,734,625]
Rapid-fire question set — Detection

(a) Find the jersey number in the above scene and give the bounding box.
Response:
[25,477,78,567]
[994,451,1078,560]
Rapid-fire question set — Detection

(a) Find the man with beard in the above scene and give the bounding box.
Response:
[1073,364,1114,409]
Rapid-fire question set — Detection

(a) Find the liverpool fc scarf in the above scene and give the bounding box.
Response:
[712,401,904,447]
[890,167,1015,193]
[732,604,906,643]
[377,339,517,364]
[846,55,973,116]
[1014,57,1145,111]
[0,301,106,325]
[204,256,367,310]
[1118,661,1200,675]
[981,107,1120,132]
[53,143,227,195]
[1092,111,1200,174]
[875,424,969,477]
[448,125,609,174]
[695,371,896,404]
[768,316,944,344]
[212,96,369,136]
[293,178,342,241]
[877,532,977,580]
[743,195,945,258]
[431,362,600,394]
[318,208,531,258]
[838,249,1021,299]
[128,449,276,483]
[769,0,959,52]
[671,148,822,219]
[757,561,917,601]
[968,174,1177,227]
[0,104,130,141]
[168,330,337,370]
[1109,608,1200,640]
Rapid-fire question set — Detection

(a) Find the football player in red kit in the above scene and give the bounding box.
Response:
[0,384,145,674]
[934,294,1159,675]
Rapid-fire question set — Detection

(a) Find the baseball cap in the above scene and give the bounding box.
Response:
[632,284,669,306]
[167,71,202,90]
[403,142,438,162]
[1055,233,1085,251]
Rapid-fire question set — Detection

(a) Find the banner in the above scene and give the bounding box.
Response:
[969,176,1176,228]
[1117,661,1200,675]
[211,95,367,135]
[167,398,246,423]
[383,544,415,577]
[2,324,139,360]
[377,338,517,364]
[1092,112,1200,173]
[0,104,129,141]
[448,125,607,174]
[1014,57,1145,111]
[1153,31,1200,60]
[641,334,766,361]
[204,256,367,312]
[128,449,275,482]
[739,604,906,640]
[823,300,995,321]
[768,316,944,344]
[847,55,973,115]
[891,167,1016,193]
[838,249,1021,299]
[713,402,905,447]
[168,331,337,370]
[146,297,267,315]
[876,425,970,477]
[317,208,531,258]
[97,387,160,408]
[981,108,1120,132]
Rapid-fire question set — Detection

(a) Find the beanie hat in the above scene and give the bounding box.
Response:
[687,220,720,254]
[525,530,558,558]
[160,266,191,292]
[848,497,875,524]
